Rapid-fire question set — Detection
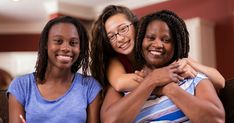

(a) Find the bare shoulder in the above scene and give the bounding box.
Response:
[195,78,219,100]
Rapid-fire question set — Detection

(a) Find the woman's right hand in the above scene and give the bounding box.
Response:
[149,63,183,86]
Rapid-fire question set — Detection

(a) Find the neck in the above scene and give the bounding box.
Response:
[126,52,135,64]
[44,67,74,84]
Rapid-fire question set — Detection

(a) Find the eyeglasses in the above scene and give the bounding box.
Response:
[107,23,132,43]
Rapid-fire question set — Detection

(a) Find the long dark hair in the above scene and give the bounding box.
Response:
[35,16,89,83]
[135,10,189,68]
[90,5,138,91]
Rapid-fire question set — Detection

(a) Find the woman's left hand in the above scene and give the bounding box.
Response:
[176,58,197,79]
[133,70,147,83]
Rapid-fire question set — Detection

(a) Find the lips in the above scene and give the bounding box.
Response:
[149,49,164,57]
[118,40,131,50]
[57,55,72,63]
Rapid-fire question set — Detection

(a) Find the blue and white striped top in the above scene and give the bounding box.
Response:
[134,73,207,123]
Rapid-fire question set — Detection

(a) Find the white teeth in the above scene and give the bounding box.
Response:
[57,55,72,62]
[121,43,128,49]
[150,51,162,55]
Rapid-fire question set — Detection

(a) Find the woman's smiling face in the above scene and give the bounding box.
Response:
[142,20,174,68]
[105,13,135,55]
[47,23,80,70]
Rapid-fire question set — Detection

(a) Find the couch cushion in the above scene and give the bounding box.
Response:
[219,79,234,123]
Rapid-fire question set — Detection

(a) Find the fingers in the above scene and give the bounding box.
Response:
[180,65,197,78]
[177,58,188,70]
[135,70,147,78]
[133,76,141,83]
[134,70,141,76]
[177,75,184,81]
[171,59,198,79]
[134,76,144,83]
[133,71,145,83]
[171,73,182,83]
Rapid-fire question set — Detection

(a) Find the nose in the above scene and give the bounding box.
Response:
[116,34,125,47]
[61,42,71,52]
[152,38,163,48]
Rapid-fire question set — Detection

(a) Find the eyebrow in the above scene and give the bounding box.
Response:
[107,32,114,35]
[107,23,130,35]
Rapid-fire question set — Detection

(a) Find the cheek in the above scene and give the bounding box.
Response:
[129,28,135,40]
[142,43,148,59]
[110,44,118,51]
[166,45,174,59]
[74,46,81,54]
[142,41,148,52]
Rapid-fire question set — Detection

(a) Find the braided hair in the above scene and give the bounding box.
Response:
[35,16,89,83]
[135,10,189,68]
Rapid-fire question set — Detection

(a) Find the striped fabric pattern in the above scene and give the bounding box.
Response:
[134,73,207,123]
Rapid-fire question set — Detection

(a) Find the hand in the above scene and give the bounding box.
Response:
[149,63,183,87]
[175,58,197,79]
[133,70,147,83]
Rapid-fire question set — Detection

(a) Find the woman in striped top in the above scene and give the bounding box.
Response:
[101,10,225,123]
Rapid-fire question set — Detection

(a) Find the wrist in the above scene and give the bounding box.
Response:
[162,82,177,95]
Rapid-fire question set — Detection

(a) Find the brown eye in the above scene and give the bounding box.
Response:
[119,25,128,34]
[162,37,171,43]
[108,34,115,42]
[70,39,79,46]
[54,39,63,44]
[145,35,155,41]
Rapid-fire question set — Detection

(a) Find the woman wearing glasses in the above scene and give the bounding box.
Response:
[90,5,139,94]
[90,5,225,122]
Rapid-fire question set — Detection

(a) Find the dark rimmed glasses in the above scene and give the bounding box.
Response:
[107,23,132,44]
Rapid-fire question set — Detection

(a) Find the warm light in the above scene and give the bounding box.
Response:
[11,0,21,2]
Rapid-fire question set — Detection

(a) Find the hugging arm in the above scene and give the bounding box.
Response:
[8,94,25,123]
[101,80,155,123]
[101,64,181,123]
[162,79,225,123]
[178,58,225,90]
[107,58,142,92]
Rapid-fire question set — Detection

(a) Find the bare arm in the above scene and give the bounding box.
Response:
[101,79,156,123]
[162,79,225,123]
[178,58,225,90]
[87,93,102,123]
[107,58,141,92]
[101,65,181,123]
[8,94,25,123]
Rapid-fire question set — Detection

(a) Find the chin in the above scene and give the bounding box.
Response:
[147,61,165,68]
[125,47,134,55]
[118,49,131,55]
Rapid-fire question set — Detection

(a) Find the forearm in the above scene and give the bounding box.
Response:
[107,59,140,92]
[188,59,225,89]
[101,77,156,123]
[163,83,224,123]
[102,65,183,122]
[112,74,140,92]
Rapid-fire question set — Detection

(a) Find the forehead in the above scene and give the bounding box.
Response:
[49,23,78,36]
[105,13,131,33]
[146,20,170,33]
